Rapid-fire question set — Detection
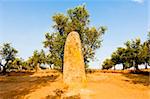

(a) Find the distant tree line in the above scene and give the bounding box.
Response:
[102,32,150,70]
[0,43,49,73]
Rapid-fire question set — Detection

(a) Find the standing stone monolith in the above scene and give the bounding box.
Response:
[63,31,86,88]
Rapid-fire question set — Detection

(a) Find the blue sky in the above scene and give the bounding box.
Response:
[0,0,149,68]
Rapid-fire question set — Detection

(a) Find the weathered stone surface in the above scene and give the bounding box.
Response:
[63,31,86,87]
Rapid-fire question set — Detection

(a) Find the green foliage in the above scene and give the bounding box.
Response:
[43,4,106,69]
[102,59,114,70]
[27,49,46,69]
[102,35,150,70]
[0,43,18,61]
[141,41,150,69]
[8,58,33,71]
[0,43,18,73]
[21,61,33,70]
[111,47,130,70]
[8,58,22,70]
[123,38,142,70]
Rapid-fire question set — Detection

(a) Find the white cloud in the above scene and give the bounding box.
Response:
[132,0,144,3]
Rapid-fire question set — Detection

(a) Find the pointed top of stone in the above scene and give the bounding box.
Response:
[67,31,80,40]
[69,31,78,35]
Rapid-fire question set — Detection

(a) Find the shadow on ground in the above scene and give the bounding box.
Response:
[0,72,59,99]
[122,70,150,86]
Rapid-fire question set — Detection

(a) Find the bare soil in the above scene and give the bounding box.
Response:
[0,70,149,99]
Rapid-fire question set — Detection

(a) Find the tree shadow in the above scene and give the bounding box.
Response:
[122,70,149,86]
[0,73,59,99]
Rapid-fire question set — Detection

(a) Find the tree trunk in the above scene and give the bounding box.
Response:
[114,66,116,70]
[122,64,125,70]
[2,60,9,74]
[35,63,40,72]
[135,65,139,70]
[145,63,148,69]
[49,65,52,69]
[2,66,6,74]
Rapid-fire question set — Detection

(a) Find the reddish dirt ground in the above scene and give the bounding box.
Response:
[0,70,149,99]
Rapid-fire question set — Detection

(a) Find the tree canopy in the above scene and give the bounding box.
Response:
[43,5,106,69]
[0,43,18,73]
[102,32,150,70]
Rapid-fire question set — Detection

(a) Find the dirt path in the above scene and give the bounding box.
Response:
[24,72,149,99]
[85,73,149,99]
[0,71,149,99]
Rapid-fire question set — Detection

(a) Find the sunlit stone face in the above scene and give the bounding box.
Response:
[63,31,86,87]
